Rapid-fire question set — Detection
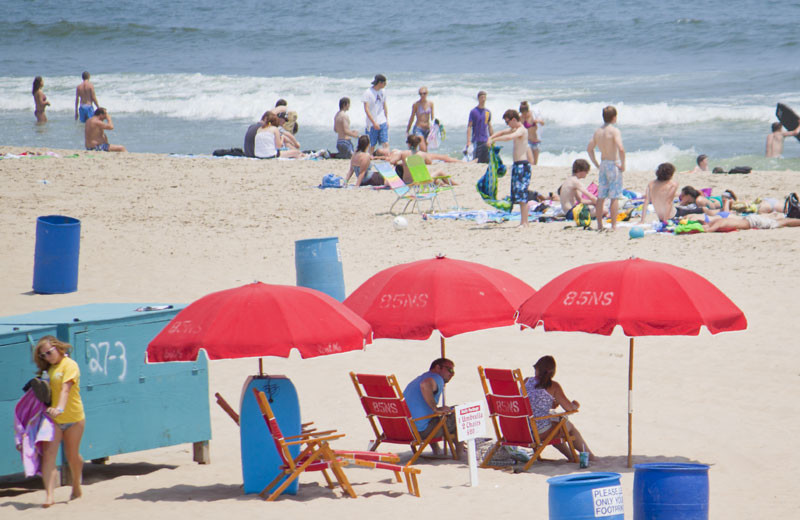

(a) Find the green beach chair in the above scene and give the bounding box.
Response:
[404,155,459,211]
[373,162,436,215]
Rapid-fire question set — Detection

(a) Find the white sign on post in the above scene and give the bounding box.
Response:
[455,401,486,487]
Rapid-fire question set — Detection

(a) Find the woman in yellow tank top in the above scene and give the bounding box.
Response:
[33,336,85,508]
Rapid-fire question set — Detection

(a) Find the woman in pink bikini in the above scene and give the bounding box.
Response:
[520,101,545,165]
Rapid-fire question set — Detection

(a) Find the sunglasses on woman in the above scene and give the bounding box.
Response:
[39,346,57,359]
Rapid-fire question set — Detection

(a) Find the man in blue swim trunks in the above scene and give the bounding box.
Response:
[363,74,389,154]
[489,109,533,227]
[587,106,626,231]
[74,71,99,123]
[85,108,126,152]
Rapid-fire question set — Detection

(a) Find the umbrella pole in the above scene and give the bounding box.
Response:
[259,358,263,376]
[628,337,634,468]
[440,336,447,406]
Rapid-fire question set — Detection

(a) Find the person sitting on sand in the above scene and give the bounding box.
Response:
[524,355,594,461]
[703,212,800,232]
[344,135,384,187]
[254,113,303,159]
[560,159,599,218]
[640,162,679,223]
[85,108,126,152]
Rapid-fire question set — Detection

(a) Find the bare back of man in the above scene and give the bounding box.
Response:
[334,110,357,140]
[75,76,99,121]
[559,176,595,215]
[76,81,96,106]
[644,178,678,221]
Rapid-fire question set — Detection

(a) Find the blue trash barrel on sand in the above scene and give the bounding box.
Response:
[240,375,301,495]
[295,237,345,301]
[548,472,625,520]
[634,463,709,520]
[33,215,81,294]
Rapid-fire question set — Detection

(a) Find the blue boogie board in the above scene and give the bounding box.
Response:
[240,375,301,495]
[776,103,800,142]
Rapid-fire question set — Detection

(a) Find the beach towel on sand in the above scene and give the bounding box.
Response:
[476,145,513,212]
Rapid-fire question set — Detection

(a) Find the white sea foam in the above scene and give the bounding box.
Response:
[0,73,787,130]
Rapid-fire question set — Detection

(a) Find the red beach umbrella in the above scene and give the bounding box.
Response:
[516,257,747,466]
[344,255,536,356]
[147,282,372,363]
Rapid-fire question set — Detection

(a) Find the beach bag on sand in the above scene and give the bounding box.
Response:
[727,166,751,174]
[785,193,800,219]
[572,203,591,229]
[320,173,344,188]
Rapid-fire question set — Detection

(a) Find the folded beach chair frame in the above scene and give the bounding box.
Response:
[252,389,421,499]
[404,155,459,212]
[373,161,437,215]
[477,367,578,471]
[350,372,457,467]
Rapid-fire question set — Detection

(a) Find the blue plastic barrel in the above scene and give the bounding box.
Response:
[33,215,81,294]
[633,463,709,520]
[548,472,624,520]
[295,237,345,301]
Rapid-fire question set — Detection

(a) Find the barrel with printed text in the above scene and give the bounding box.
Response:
[548,472,624,520]
[633,463,709,519]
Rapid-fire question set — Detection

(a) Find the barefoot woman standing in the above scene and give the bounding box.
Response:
[33,336,85,507]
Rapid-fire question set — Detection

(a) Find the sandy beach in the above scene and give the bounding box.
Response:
[1,147,799,518]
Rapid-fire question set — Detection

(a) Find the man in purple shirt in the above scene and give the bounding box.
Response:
[466,90,494,163]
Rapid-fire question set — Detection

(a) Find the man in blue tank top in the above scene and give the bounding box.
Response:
[403,358,463,458]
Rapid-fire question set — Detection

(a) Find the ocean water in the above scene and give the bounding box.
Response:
[2,0,800,171]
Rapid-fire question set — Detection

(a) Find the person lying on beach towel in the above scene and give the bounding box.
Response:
[703,213,800,232]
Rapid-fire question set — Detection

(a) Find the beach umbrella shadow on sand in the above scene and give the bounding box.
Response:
[515,257,747,467]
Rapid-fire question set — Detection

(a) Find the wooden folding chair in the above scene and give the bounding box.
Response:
[252,389,421,499]
[477,367,578,471]
[350,372,457,467]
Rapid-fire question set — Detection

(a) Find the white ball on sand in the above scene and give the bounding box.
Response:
[393,216,408,230]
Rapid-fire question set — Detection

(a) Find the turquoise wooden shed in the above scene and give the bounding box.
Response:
[0,303,211,479]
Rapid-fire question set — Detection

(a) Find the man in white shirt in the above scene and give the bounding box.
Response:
[363,74,388,154]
